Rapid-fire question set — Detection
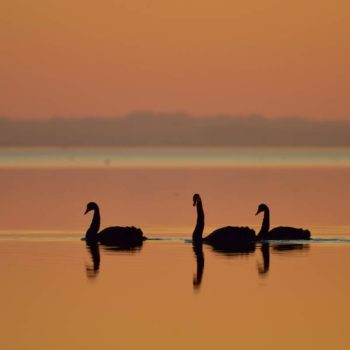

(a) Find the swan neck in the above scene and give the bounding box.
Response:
[193,200,204,242]
[86,208,100,240]
[258,208,270,237]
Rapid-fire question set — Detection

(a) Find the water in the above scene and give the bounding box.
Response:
[0,239,350,349]
[1,147,350,349]
[0,147,350,168]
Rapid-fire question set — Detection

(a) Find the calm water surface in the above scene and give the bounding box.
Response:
[0,239,350,349]
[0,147,350,349]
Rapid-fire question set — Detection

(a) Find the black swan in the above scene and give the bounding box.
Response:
[192,194,256,248]
[256,203,311,240]
[84,202,146,246]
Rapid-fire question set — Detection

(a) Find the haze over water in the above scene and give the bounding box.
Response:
[0,147,349,235]
[1,147,350,349]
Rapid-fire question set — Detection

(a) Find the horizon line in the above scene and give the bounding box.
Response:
[1,111,350,122]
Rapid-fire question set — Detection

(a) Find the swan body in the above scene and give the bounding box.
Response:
[256,204,311,240]
[203,226,256,245]
[95,226,144,245]
[84,202,146,246]
[192,194,257,247]
[261,226,310,240]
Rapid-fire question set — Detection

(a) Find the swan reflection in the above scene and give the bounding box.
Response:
[193,241,310,288]
[192,241,257,290]
[258,242,310,276]
[101,244,143,254]
[209,242,256,256]
[86,242,100,279]
[192,243,204,290]
[85,240,144,279]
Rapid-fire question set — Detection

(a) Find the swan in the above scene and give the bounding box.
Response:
[256,203,311,240]
[192,194,256,247]
[84,202,146,246]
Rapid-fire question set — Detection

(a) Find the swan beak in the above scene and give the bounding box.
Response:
[255,209,261,216]
[84,208,89,215]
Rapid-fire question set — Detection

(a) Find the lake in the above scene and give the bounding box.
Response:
[0,147,350,349]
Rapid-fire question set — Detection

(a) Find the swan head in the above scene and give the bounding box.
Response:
[193,193,201,206]
[85,202,98,215]
[256,203,269,216]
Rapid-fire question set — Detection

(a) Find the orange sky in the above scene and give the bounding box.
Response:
[1,1,350,119]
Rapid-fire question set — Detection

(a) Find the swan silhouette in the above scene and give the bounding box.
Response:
[192,194,256,248]
[84,202,146,246]
[256,203,311,240]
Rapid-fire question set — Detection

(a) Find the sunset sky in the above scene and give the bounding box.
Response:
[1,0,349,119]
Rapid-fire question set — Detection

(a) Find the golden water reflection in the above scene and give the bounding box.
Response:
[0,240,349,349]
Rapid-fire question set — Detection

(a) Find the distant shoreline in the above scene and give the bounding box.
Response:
[1,113,350,147]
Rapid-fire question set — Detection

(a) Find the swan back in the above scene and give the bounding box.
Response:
[98,226,144,246]
[263,226,310,240]
[205,226,256,244]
